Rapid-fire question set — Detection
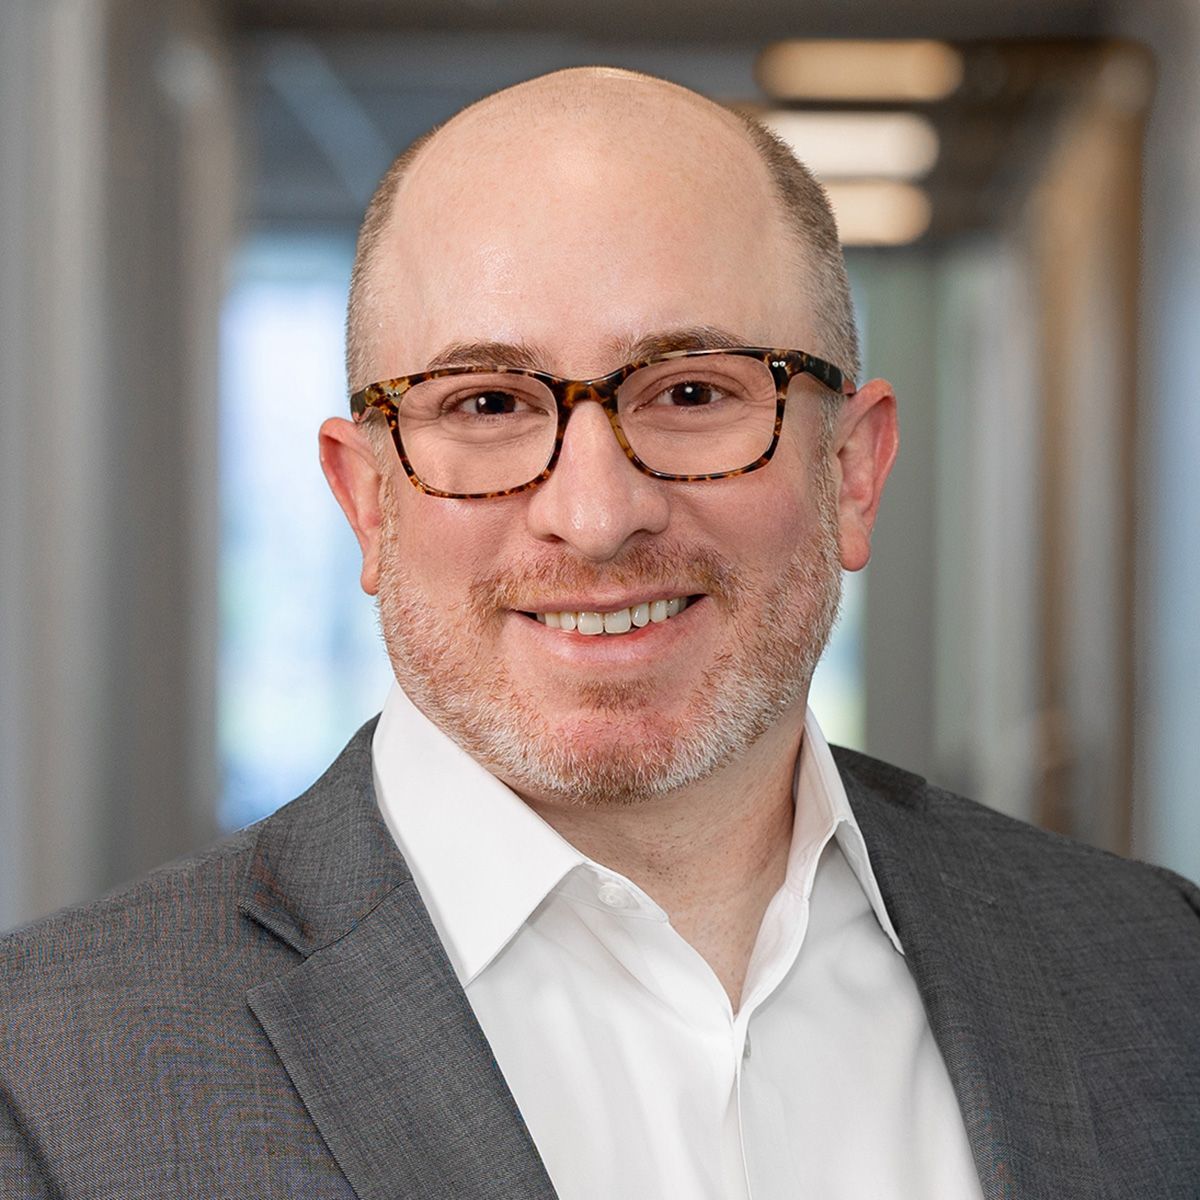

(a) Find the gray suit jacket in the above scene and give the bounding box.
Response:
[2,721,1199,1199]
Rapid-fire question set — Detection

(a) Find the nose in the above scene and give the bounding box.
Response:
[524,401,670,561]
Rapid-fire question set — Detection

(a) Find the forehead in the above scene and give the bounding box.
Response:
[367,79,810,377]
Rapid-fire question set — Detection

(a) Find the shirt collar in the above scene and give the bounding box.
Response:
[372,684,902,986]
[372,683,585,984]
[793,709,905,954]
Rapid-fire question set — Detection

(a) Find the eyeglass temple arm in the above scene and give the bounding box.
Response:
[794,354,856,396]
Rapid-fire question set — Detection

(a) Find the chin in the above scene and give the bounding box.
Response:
[484,725,729,808]
[464,674,799,809]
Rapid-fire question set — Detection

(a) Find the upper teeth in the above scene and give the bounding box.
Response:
[535,596,688,635]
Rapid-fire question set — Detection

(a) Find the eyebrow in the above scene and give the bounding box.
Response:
[424,325,749,375]
[425,340,550,371]
[616,325,747,361]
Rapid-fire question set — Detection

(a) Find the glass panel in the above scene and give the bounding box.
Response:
[218,233,393,830]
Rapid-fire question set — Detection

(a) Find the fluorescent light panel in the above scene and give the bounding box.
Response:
[758,40,964,103]
[762,111,939,181]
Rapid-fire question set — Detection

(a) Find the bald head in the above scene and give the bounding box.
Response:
[346,68,858,395]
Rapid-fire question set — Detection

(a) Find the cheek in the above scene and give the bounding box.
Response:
[387,489,517,592]
[699,465,818,563]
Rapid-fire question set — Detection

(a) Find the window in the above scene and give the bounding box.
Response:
[219,234,392,829]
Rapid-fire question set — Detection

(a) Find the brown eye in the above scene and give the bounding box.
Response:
[661,381,727,407]
[458,390,523,416]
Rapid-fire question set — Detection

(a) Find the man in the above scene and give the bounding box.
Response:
[2,67,1198,1200]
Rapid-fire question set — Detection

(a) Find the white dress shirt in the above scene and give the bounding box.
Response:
[373,684,983,1199]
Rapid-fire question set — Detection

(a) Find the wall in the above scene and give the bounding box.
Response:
[0,0,234,929]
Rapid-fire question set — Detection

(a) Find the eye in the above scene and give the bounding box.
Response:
[448,389,527,417]
[653,380,731,408]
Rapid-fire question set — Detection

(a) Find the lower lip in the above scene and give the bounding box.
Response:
[508,597,705,666]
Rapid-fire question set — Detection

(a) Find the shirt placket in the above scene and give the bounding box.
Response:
[564,867,756,1200]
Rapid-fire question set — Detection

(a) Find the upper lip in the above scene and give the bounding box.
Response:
[518,591,699,614]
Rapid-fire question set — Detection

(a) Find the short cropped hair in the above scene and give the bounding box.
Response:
[731,112,860,383]
[345,103,860,394]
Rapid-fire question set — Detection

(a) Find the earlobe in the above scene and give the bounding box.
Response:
[319,417,386,595]
[833,379,899,572]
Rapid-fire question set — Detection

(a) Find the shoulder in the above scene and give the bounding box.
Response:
[0,826,270,998]
[0,796,361,1191]
[0,718,384,993]
[0,820,312,1155]
[831,743,1200,922]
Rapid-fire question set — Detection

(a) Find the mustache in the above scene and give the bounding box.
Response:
[469,542,740,612]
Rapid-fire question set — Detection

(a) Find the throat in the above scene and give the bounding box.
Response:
[526,752,797,1010]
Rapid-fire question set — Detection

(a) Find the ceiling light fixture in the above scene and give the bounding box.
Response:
[757,39,964,103]
[761,111,940,181]
[823,181,933,246]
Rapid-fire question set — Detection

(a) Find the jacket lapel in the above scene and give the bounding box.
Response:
[837,748,1100,1200]
[239,721,557,1200]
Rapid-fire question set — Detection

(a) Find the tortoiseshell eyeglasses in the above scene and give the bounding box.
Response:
[349,346,855,500]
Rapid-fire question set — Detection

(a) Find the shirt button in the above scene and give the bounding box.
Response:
[597,881,634,909]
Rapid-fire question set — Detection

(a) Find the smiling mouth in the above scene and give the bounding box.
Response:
[527,595,693,636]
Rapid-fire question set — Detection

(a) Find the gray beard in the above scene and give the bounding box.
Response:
[375,472,842,808]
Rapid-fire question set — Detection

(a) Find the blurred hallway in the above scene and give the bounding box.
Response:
[2,0,1198,930]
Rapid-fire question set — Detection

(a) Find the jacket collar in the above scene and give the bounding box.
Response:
[238,717,408,955]
[238,720,558,1200]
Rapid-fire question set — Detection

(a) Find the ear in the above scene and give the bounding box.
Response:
[319,417,386,595]
[831,378,899,572]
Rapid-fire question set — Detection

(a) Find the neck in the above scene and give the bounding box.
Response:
[522,713,805,1011]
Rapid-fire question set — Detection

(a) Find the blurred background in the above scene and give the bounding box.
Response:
[2,0,1198,931]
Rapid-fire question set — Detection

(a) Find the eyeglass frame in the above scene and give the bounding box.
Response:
[349,346,856,500]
